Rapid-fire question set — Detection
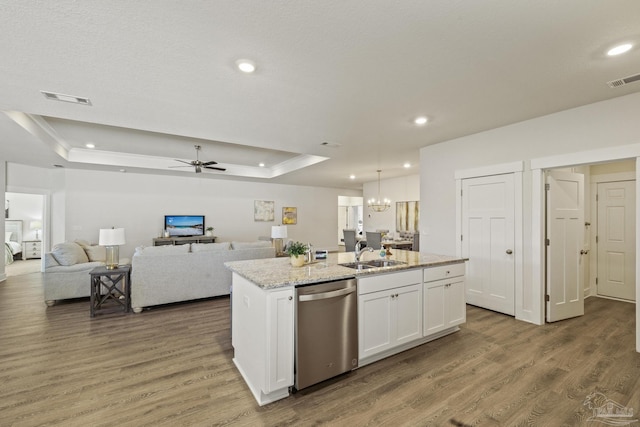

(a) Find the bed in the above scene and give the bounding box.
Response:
[5,220,23,264]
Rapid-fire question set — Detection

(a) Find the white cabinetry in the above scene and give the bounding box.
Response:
[231,273,294,406]
[423,264,466,336]
[358,269,422,363]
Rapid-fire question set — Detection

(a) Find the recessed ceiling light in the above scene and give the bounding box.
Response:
[85,143,95,149]
[414,116,428,125]
[349,174,356,180]
[259,162,265,167]
[236,59,256,73]
[41,90,92,105]
[607,43,633,56]
[403,162,411,168]
[119,169,126,173]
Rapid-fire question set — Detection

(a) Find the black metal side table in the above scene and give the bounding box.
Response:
[89,265,131,317]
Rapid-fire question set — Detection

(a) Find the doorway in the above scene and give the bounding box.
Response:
[338,196,363,249]
[544,160,636,323]
[4,192,45,276]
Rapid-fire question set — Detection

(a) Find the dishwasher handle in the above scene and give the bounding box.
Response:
[298,286,356,302]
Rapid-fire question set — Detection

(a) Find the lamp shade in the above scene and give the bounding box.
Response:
[99,228,126,246]
[271,225,288,239]
[30,220,42,230]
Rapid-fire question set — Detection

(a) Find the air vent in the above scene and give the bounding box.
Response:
[41,91,92,105]
[607,72,640,88]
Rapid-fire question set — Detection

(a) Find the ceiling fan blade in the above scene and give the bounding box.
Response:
[168,165,192,168]
[201,160,218,166]
[174,159,194,165]
[204,166,226,171]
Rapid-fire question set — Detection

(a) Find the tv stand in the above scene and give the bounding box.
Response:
[153,236,217,246]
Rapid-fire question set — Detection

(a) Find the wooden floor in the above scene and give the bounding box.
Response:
[1,273,638,427]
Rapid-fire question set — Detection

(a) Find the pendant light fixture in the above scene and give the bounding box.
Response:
[368,170,391,212]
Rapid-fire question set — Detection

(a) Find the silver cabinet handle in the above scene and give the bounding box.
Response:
[506,249,513,254]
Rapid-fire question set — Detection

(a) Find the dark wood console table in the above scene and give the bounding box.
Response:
[152,236,217,246]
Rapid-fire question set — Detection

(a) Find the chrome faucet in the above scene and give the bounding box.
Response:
[353,246,373,262]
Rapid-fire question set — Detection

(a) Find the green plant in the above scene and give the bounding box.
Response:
[206,226,214,232]
[287,241,307,257]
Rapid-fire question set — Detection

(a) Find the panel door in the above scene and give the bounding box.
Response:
[393,284,423,345]
[446,278,467,328]
[266,289,294,393]
[423,280,446,335]
[358,290,393,359]
[462,174,515,315]
[597,180,636,301]
[546,171,584,322]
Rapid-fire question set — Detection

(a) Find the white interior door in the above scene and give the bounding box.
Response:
[546,171,584,322]
[462,174,515,315]
[597,180,636,301]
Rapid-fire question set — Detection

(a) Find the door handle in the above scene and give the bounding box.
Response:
[580,249,589,255]
[506,249,513,254]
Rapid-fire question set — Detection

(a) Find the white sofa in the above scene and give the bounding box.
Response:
[44,241,130,306]
[130,241,275,313]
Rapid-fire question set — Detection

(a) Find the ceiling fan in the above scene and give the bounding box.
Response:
[170,145,226,173]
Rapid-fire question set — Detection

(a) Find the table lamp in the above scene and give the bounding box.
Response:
[30,220,42,240]
[99,227,126,269]
[271,225,288,255]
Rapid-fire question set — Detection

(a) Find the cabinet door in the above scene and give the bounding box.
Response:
[393,284,423,345]
[424,280,447,336]
[359,290,393,359]
[446,278,466,328]
[266,289,294,393]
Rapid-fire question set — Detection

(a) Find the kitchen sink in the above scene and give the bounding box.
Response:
[365,259,406,268]
[339,259,406,270]
[338,262,374,270]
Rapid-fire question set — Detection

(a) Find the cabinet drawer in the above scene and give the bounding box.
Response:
[423,263,465,283]
[358,269,422,295]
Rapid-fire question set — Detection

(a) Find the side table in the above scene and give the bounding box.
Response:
[89,265,131,317]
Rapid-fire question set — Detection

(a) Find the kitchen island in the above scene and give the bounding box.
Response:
[226,250,466,406]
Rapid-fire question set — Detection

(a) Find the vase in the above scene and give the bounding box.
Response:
[290,255,305,267]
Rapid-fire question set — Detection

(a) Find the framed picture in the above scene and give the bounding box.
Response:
[282,207,297,225]
[396,201,419,232]
[254,200,275,222]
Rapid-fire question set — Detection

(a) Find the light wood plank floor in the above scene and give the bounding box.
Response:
[1,272,638,426]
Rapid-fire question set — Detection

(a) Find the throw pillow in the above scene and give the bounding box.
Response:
[231,241,272,250]
[191,242,231,252]
[51,242,90,266]
[75,240,106,262]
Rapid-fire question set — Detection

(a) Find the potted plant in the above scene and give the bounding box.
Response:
[287,241,307,267]
[205,226,214,237]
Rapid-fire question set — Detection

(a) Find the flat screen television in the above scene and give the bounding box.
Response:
[164,215,205,237]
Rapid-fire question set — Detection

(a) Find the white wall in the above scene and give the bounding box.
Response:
[420,91,640,350]
[363,174,419,237]
[6,166,361,259]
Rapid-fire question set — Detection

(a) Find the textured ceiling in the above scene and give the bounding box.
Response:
[1,0,639,189]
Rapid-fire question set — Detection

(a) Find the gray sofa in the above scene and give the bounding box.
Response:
[130,241,275,313]
[44,241,130,306]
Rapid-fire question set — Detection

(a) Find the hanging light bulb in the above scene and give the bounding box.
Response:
[368,170,391,212]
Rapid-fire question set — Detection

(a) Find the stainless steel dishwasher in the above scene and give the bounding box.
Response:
[295,278,358,390]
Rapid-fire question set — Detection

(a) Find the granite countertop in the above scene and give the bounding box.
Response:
[225,249,466,290]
